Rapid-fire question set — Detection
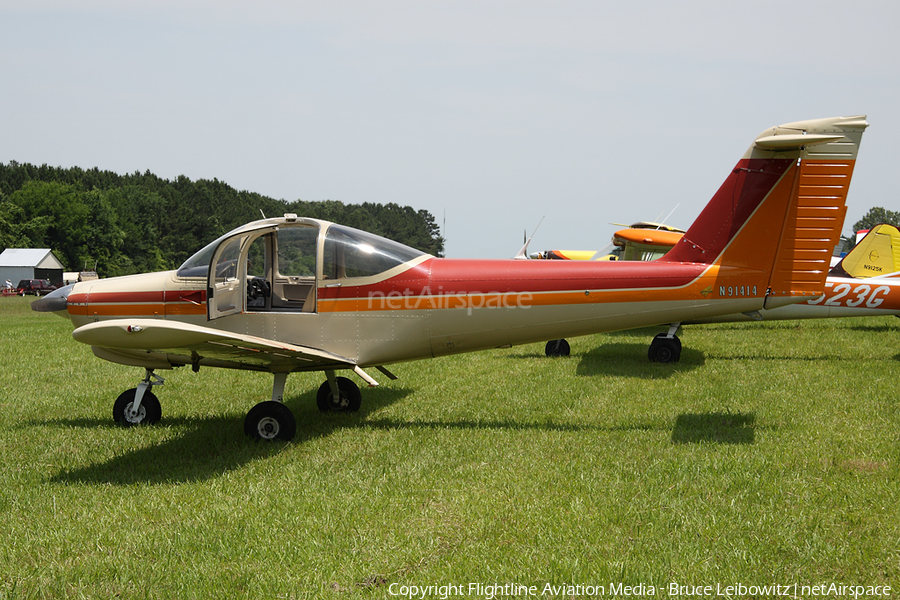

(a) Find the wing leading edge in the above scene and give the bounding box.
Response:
[73,318,355,373]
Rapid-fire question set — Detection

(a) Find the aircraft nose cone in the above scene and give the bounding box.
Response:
[31,283,74,314]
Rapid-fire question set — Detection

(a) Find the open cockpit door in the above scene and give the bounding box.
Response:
[208,231,256,320]
[207,220,321,320]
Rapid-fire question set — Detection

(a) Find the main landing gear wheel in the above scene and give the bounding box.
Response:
[113,388,162,427]
[545,339,571,357]
[316,377,361,412]
[648,334,681,363]
[244,401,297,441]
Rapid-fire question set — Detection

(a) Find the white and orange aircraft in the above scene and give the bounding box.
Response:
[33,115,868,440]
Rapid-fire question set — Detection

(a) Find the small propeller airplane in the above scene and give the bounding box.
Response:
[529,222,686,262]
[33,115,868,440]
[537,221,900,361]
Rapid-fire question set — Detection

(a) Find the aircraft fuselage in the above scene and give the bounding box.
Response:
[63,256,771,369]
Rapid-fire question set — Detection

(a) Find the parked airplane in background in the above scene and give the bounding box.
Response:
[33,116,868,440]
[541,223,900,360]
[530,222,685,263]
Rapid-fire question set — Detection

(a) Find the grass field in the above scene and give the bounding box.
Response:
[0,295,897,598]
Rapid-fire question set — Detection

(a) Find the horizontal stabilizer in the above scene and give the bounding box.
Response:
[754,133,844,150]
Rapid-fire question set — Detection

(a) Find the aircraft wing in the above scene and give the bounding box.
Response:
[72,318,356,373]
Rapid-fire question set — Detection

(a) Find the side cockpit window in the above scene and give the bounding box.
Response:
[213,236,243,283]
[322,224,427,280]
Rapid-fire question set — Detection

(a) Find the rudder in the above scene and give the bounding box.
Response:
[763,116,868,308]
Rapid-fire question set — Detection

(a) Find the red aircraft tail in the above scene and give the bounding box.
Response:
[659,116,868,308]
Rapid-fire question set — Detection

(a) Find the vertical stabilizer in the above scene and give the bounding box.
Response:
[660,115,867,309]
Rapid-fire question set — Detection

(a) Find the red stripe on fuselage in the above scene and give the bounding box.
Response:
[318,258,711,301]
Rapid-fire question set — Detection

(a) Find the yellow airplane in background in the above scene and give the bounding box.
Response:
[33,116,867,440]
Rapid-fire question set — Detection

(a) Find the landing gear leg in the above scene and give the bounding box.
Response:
[317,370,362,412]
[113,369,163,426]
[648,323,682,363]
[244,372,296,441]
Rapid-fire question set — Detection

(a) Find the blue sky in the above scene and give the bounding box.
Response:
[2,1,898,257]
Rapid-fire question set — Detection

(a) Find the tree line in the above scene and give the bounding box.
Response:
[849,207,900,240]
[0,161,444,277]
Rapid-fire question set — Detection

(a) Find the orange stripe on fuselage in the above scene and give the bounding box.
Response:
[316,262,740,313]
[67,289,207,318]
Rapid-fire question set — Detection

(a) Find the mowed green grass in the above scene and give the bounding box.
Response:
[0,295,897,598]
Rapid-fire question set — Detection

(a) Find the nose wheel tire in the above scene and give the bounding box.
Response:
[113,388,162,426]
[316,377,362,412]
[244,401,297,441]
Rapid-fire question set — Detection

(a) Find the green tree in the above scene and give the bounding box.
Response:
[80,189,127,277]
[105,186,171,273]
[6,181,127,276]
[843,207,900,252]
[0,197,52,249]
[8,181,89,270]
[1,161,445,271]
[852,206,900,232]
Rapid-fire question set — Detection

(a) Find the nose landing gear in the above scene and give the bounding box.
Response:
[112,369,163,426]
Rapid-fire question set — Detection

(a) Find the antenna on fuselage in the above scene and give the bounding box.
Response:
[260,209,267,219]
[514,216,545,260]
[657,204,680,229]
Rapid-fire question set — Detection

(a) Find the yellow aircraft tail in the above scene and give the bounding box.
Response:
[836,223,900,278]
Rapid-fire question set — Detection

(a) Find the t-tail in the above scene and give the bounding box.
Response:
[659,115,868,309]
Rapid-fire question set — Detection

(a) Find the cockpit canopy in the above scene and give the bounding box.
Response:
[176,218,429,281]
[322,224,426,279]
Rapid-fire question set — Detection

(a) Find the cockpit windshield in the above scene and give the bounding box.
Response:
[177,236,223,278]
[323,224,428,280]
[595,243,623,261]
